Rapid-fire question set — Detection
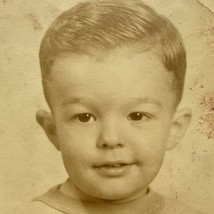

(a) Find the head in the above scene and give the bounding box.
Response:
[36,0,191,201]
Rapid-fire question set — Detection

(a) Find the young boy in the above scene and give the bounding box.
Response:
[32,0,202,213]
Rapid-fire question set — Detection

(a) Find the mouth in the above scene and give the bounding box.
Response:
[93,161,133,177]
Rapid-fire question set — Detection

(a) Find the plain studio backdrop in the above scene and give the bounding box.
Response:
[0,0,214,213]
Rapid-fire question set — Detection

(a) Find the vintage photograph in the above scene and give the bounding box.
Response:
[1,0,214,213]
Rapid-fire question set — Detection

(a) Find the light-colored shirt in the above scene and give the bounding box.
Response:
[30,184,202,214]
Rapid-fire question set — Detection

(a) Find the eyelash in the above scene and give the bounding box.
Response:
[72,113,96,123]
[127,112,153,121]
[71,112,153,123]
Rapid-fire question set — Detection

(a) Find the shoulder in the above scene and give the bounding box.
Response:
[29,200,63,214]
[29,182,85,214]
[162,197,203,214]
[29,184,64,214]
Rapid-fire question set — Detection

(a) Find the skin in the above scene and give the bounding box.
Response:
[37,47,191,202]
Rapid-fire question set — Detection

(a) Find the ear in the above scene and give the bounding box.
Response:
[166,107,192,150]
[36,109,60,151]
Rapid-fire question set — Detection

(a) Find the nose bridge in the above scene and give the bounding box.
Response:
[97,116,123,149]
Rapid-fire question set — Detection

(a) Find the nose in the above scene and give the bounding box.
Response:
[97,119,125,149]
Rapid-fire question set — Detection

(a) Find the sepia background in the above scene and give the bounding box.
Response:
[0,0,214,213]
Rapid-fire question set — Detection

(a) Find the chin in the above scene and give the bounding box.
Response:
[92,186,143,201]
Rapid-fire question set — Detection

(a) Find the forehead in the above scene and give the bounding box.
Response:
[50,46,167,78]
[48,47,175,109]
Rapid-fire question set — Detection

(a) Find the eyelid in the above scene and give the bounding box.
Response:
[127,112,154,121]
[72,113,96,123]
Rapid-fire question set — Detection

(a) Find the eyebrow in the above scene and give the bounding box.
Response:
[128,97,162,107]
[63,97,88,105]
[62,97,162,107]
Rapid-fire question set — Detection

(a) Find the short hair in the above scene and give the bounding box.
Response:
[39,0,186,106]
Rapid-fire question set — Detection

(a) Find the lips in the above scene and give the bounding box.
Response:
[93,161,133,177]
[101,163,127,168]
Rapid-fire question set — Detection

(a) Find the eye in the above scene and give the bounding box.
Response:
[128,112,151,121]
[73,113,96,123]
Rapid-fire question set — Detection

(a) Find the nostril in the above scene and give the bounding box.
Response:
[118,143,124,148]
[97,138,124,149]
[101,143,108,148]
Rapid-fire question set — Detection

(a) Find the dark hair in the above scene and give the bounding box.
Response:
[39,0,186,105]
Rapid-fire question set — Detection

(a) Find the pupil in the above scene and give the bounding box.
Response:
[130,112,143,121]
[79,113,91,122]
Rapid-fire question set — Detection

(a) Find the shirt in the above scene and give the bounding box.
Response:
[31,184,202,214]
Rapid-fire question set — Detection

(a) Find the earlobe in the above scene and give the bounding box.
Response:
[166,107,192,150]
[36,109,60,151]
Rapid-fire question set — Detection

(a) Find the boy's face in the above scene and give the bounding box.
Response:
[38,47,191,201]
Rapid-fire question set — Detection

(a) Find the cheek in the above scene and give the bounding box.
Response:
[131,121,171,162]
[56,124,96,159]
[57,129,89,176]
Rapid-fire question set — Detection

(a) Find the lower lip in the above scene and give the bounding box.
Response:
[94,164,133,177]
